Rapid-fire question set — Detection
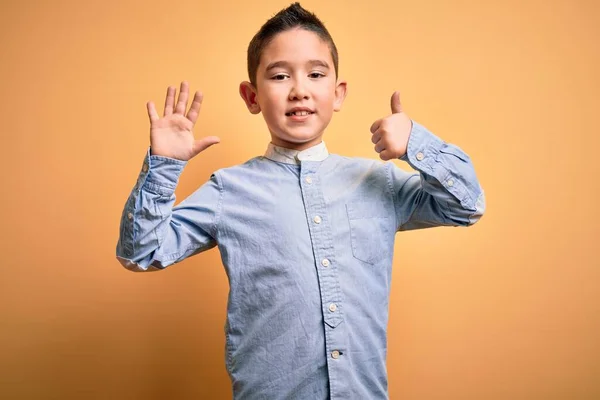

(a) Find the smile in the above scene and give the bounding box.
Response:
[286,111,314,116]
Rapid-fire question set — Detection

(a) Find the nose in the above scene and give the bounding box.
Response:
[289,78,309,101]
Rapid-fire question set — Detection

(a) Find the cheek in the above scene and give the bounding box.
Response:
[257,94,277,116]
[263,90,286,108]
[262,99,282,122]
[318,84,336,101]
[318,91,337,111]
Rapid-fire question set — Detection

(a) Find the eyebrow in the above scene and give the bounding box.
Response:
[265,59,330,72]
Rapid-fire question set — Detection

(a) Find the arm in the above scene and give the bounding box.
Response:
[390,121,485,231]
[116,81,221,271]
[116,149,222,272]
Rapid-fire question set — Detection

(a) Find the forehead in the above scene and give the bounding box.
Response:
[259,28,332,68]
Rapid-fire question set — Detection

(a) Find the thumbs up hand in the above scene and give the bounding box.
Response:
[369,91,413,161]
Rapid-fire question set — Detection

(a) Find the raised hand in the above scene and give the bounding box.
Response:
[146,81,220,161]
[369,91,413,161]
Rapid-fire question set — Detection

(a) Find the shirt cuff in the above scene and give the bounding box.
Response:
[398,121,470,208]
[399,121,444,171]
[140,147,187,196]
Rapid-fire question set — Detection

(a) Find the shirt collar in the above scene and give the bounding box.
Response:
[263,141,329,165]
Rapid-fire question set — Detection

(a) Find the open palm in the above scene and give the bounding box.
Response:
[147,81,220,161]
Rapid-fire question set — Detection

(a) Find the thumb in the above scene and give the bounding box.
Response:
[192,136,221,156]
[390,91,402,114]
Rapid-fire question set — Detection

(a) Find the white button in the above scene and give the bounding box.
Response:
[416,152,424,161]
[321,258,330,267]
[313,216,322,224]
[127,212,133,220]
[305,176,313,184]
[142,163,149,172]
[447,179,454,187]
[331,350,340,359]
[328,303,337,312]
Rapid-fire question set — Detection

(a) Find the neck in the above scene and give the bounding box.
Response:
[270,136,324,151]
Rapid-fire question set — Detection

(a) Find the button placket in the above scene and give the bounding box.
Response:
[299,161,348,398]
[299,164,343,332]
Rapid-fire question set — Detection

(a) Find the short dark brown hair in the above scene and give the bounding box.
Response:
[246,2,339,87]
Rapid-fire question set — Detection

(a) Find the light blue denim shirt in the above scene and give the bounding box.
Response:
[116,121,485,399]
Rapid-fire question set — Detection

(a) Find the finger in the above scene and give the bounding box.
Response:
[390,91,402,114]
[370,119,382,134]
[379,149,394,161]
[147,101,159,124]
[374,141,386,153]
[186,91,203,124]
[371,132,381,145]
[192,136,221,156]
[174,81,190,115]
[164,86,175,116]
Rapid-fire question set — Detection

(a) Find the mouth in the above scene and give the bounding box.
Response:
[285,110,315,117]
[285,107,315,117]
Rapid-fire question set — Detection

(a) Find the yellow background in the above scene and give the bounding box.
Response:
[1,0,599,398]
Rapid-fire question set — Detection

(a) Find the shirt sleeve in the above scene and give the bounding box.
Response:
[389,121,486,231]
[115,147,222,272]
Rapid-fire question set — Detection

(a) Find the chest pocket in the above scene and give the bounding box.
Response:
[345,201,394,265]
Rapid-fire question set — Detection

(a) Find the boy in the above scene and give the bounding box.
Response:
[116,3,485,399]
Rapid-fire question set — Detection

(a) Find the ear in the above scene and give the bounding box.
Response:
[333,79,348,112]
[239,81,261,114]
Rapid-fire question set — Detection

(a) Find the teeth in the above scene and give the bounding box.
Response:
[288,111,312,116]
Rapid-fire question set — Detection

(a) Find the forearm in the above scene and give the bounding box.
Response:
[116,149,188,272]
[395,121,485,230]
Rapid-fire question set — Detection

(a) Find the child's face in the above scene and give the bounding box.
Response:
[240,28,347,151]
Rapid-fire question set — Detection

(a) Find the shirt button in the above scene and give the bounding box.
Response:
[331,350,340,359]
[127,212,133,220]
[447,179,454,187]
[416,152,424,161]
[142,163,149,172]
[313,216,322,224]
[328,303,337,312]
[305,176,313,184]
[321,258,330,267]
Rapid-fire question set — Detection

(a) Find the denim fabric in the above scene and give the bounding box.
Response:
[116,121,485,399]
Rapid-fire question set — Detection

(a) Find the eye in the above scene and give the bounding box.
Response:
[271,74,288,80]
[309,72,325,78]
